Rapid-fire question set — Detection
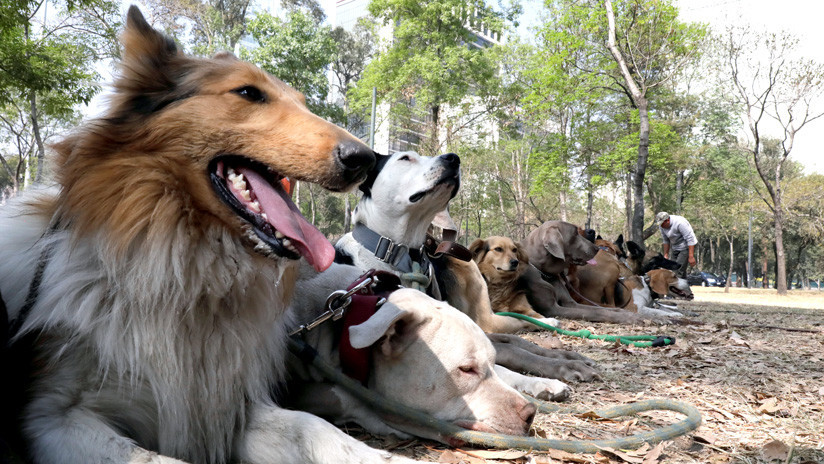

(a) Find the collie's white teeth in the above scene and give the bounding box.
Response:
[227,168,237,177]
[249,201,261,213]
[275,230,284,239]
[232,178,247,191]
[282,239,291,247]
[261,213,269,221]
[240,189,251,201]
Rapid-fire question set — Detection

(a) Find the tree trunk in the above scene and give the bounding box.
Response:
[631,99,650,244]
[710,238,716,272]
[344,195,352,233]
[625,172,633,239]
[30,89,47,184]
[559,190,568,222]
[773,169,788,294]
[605,0,649,245]
[724,236,733,293]
[308,184,316,225]
[675,170,684,214]
[429,104,440,156]
[585,172,594,230]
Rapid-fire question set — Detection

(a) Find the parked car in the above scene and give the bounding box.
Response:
[687,271,724,287]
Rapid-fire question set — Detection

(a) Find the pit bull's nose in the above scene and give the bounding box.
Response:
[440,152,460,169]
[520,401,537,428]
[336,140,376,183]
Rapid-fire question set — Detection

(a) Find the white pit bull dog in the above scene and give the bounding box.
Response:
[335,151,596,398]
[286,263,538,443]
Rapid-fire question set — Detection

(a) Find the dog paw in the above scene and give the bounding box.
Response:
[559,361,601,383]
[528,378,572,402]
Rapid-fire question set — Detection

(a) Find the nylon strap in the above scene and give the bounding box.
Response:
[496,312,675,348]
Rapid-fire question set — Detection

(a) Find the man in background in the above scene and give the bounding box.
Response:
[656,212,697,278]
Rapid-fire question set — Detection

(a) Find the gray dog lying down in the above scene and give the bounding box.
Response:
[285,262,570,443]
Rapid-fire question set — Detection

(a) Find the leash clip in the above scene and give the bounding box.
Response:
[288,276,385,337]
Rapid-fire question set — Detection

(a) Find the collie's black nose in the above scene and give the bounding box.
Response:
[439,152,460,170]
[336,140,376,183]
[510,259,520,269]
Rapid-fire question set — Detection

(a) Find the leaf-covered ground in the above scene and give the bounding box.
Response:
[362,287,824,464]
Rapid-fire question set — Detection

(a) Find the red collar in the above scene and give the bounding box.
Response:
[338,270,400,385]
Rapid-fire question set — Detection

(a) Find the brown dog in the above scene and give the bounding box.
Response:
[522,221,668,324]
[574,238,635,307]
[470,236,549,321]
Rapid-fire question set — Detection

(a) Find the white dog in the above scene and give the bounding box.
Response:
[286,263,537,442]
[620,269,693,318]
[335,151,593,400]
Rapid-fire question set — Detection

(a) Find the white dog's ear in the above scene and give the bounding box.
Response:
[358,153,391,196]
[542,227,566,260]
[348,302,428,358]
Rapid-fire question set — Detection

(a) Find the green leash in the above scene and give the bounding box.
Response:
[496,312,675,348]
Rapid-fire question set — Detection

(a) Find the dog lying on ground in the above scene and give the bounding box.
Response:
[286,262,547,443]
[615,269,693,317]
[624,240,681,275]
[0,8,418,464]
[336,151,598,387]
[521,221,664,324]
[470,235,559,321]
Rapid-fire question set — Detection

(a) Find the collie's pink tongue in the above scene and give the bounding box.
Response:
[240,168,334,271]
[587,258,598,265]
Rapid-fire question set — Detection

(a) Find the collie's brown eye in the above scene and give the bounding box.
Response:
[494,247,503,252]
[232,85,267,103]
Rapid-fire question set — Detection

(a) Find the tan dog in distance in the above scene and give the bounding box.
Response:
[470,236,549,321]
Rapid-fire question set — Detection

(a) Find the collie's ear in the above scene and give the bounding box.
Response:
[468,238,487,262]
[111,6,188,116]
[123,6,177,62]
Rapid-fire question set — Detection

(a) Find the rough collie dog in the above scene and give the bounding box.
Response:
[0,7,420,464]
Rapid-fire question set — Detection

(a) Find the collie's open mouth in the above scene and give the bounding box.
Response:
[209,155,334,271]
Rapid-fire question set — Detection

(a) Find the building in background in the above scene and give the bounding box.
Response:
[330,0,503,155]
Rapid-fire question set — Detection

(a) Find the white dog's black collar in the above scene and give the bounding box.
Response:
[352,223,430,276]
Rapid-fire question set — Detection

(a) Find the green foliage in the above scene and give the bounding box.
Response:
[350,0,515,153]
[242,10,341,121]
[0,0,119,189]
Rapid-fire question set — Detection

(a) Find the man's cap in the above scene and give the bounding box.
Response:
[655,212,670,226]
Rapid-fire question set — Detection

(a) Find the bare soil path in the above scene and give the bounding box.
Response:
[365,288,824,464]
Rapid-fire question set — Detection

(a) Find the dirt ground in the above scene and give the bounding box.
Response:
[359,287,824,464]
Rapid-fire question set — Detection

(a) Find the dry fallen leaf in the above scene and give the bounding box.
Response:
[760,439,790,462]
[757,397,781,415]
[693,432,718,445]
[543,449,595,463]
[459,449,529,460]
[641,441,666,464]
[438,450,466,463]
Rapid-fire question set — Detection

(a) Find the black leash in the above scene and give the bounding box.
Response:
[6,227,57,341]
